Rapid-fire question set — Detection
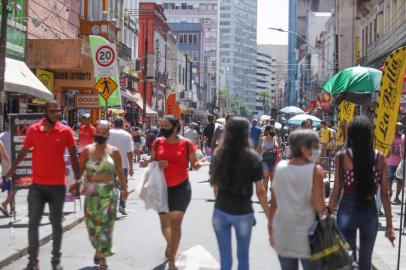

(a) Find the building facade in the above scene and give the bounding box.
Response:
[218,0,257,113]
[255,51,275,117]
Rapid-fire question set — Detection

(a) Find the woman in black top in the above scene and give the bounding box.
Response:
[130,127,143,163]
[210,117,271,270]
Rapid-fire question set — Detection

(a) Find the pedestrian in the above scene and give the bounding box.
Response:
[185,122,200,146]
[131,127,143,163]
[250,119,262,149]
[77,113,95,155]
[387,122,404,204]
[203,115,216,160]
[0,124,11,216]
[269,129,325,270]
[146,123,159,154]
[107,118,133,216]
[329,116,395,270]
[319,120,334,168]
[78,120,129,270]
[256,125,281,196]
[7,101,80,270]
[211,114,233,151]
[210,117,270,270]
[151,115,207,270]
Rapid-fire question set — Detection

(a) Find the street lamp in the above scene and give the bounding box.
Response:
[268,27,335,67]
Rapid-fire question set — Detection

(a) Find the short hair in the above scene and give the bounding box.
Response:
[95,120,111,129]
[288,129,320,158]
[252,119,258,125]
[164,115,181,133]
[306,118,313,125]
[320,120,326,126]
[113,118,124,128]
[208,115,214,122]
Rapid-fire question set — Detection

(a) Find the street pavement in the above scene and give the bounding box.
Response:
[2,164,406,269]
[1,165,279,270]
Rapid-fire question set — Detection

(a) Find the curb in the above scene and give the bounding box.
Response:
[0,216,85,269]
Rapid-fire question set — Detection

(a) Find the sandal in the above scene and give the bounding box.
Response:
[99,264,108,270]
[94,256,100,265]
[168,261,177,270]
[0,205,9,217]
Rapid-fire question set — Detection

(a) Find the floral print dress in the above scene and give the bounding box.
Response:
[84,153,118,258]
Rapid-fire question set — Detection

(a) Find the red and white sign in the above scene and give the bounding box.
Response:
[93,43,118,77]
[75,94,101,108]
[120,76,127,88]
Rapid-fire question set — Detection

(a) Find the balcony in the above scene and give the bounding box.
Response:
[80,19,120,43]
[117,42,132,60]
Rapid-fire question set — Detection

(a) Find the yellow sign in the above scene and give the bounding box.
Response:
[336,100,355,146]
[36,69,54,91]
[94,77,118,101]
[374,46,406,156]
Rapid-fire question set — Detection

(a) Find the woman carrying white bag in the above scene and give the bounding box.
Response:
[147,115,208,270]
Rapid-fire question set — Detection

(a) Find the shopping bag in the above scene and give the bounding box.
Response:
[137,161,169,213]
[308,210,357,270]
[396,159,405,180]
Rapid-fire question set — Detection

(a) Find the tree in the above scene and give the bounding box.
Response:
[217,87,229,114]
[257,90,272,115]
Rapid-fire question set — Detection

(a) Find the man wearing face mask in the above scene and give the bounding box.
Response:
[7,101,80,270]
[107,118,134,215]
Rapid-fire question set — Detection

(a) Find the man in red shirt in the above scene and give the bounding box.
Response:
[78,113,95,154]
[8,101,80,270]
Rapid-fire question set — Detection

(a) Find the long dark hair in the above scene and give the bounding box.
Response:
[164,115,181,133]
[347,116,375,201]
[210,117,259,194]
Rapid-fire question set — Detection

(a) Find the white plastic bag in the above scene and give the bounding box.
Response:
[137,161,169,213]
[396,160,405,180]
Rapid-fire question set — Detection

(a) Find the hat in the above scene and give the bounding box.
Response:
[80,113,90,119]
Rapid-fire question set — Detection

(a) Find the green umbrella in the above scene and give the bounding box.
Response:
[323,66,382,105]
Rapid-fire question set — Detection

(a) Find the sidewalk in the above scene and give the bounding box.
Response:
[0,164,145,269]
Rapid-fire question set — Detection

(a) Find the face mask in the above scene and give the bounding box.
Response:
[94,135,108,145]
[308,148,321,163]
[160,127,174,138]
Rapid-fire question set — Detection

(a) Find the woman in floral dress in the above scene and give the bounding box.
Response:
[78,120,129,269]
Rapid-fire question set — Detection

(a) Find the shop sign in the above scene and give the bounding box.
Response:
[6,0,26,59]
[94,77,118,100]
[36,69,54,91]
[374,46,406,156]
[120,76,127,87]
[9,113,42,189]
[75,94,101,108]
[336,100,355,147]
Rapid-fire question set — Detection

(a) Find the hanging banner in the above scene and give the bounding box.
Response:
[89,35,121,107]
[165,92,182,120]
[336,100,355,147]
[373,46,406,156]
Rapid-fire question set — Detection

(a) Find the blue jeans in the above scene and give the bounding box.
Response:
[119,169,128,208]
[278,256,312,270]
[337,195,378,270]
[212,209,254,270]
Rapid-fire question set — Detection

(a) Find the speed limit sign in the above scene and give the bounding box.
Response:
[92,43,118,77]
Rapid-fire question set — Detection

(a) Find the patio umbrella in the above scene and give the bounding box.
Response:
[323,66,382,105]
[260,115,271,121]
[288,114,321,126]
[274,122,282,129]
[280,106,305,114]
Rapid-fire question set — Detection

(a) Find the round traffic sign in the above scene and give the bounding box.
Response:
[213,107,219,114]
[96,45,115,67]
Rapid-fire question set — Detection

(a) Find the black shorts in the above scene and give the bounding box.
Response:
[167,180,191,213]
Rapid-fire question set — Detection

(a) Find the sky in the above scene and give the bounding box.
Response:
[257,0,289,45]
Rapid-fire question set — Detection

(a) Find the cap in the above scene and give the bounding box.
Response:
[80,113,90,119]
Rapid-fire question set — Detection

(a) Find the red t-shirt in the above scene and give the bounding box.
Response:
[78,124,96,153]
[153,137,196,187]
[23,118,76,186]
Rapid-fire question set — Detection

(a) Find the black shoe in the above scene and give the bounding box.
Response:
[24,260,39,270]
[51,258,63,270]
[378,210,385,216]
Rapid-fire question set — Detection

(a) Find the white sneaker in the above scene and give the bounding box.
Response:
[119,206,127,215]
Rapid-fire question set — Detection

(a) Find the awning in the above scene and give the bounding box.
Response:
[133,92,158,115]
[5,58,54,101]
[121,88,138,103]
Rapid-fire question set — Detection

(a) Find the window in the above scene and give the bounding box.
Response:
[189,34,193,43]
[179,34,184,44]
[193,34,197,44]
[181,3,187,9]
[369,22,372,44]
[366,25,369,47]
[374,17,377,42]
[163,3,169,9]
[362,28,365,56]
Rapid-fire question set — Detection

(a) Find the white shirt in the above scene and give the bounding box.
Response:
[108,129,134,169]
[272,160,316,258]
[0,131,11,176]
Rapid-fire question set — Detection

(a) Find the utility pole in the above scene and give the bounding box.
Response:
[0,0,9,131]
[142,21,148,123]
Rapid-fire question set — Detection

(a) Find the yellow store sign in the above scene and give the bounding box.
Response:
[374,47,406,156]
[336,100,355,147]
[36,69,54,91]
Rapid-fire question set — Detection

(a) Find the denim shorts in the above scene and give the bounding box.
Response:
[262,161,275,171]
[388,165,403,183]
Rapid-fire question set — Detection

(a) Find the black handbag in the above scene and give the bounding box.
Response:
[308,210,357,270]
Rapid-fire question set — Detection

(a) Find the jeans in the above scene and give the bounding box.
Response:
[28,184,66,262]
[337,195,378,270]
[119,169,128,209]
[212,209,254,270]
[278,256,312,270]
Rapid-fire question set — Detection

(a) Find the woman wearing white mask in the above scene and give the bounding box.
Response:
[269,129,325,270]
